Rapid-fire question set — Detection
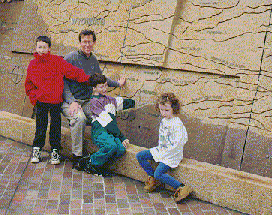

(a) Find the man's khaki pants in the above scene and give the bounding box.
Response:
[62,102,87,156]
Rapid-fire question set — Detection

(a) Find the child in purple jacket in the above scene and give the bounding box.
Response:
[77,73,135,175]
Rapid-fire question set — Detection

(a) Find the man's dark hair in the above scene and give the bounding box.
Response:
[78,29,96,42]
[89,73,106,88]
[36,36,51,48]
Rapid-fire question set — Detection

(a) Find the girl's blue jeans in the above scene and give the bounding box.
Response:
[136,150,183,190]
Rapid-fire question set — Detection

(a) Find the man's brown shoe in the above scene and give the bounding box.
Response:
[174,185,193,202]
[144,176,162,192]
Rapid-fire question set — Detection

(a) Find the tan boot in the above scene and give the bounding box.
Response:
[144,176,162,192]
[174,185,193,202]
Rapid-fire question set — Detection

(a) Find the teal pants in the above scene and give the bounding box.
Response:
[90,131,126,166]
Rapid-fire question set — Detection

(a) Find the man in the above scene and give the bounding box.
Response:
[62,29,126,169]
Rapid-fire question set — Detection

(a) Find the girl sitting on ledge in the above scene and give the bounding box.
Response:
[136,92,192,202]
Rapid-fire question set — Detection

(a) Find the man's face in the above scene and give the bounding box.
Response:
[36,41,50,55]
[80,35,96,56]
[93,82,108,96]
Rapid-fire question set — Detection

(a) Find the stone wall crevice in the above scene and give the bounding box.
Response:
[239,5,272,171]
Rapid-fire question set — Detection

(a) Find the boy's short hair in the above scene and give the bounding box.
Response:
[78,29,96,42]
[156,92,181,115]
[36,36,51,48]
[89,73,107,88]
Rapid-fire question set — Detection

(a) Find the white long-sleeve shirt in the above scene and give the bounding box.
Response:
[150,117,188,168]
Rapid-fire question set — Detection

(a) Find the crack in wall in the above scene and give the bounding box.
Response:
[166,44,252,74]
[192,0,240,10]
[211,31,268,43]
[198,10,223,21]
[129,14,171,24]
[119,3,133,63]
[239,5,272,169]
[119,25,170,50]
[196,9,270,30]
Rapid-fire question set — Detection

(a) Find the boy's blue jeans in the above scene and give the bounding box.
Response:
[136,150,183,189]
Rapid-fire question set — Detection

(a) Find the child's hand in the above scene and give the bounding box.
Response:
[69,102,82,116]
[122,139,129,148]
[118,77,126,87]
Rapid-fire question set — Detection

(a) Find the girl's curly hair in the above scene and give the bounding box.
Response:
[155,92,181,115]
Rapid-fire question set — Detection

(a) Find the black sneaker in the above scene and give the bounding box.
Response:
[77,154,90,170]
[98,167,115,177]
[72,154,83,171]
[85,163,102,176]
[77,155,101,176]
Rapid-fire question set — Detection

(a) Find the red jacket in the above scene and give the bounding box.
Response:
[25,52,90,106]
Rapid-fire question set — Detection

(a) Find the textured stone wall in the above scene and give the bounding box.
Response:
[1,1,272,178]
[0,2,30,116]
[11,0,272,76]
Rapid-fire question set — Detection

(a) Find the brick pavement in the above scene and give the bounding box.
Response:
[0,136,247,215]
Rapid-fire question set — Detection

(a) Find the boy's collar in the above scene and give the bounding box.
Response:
[34,51,51,61]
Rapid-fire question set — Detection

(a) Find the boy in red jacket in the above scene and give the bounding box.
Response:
[25,36,90,165]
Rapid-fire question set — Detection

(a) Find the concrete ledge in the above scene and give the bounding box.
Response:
[1,111,272,215]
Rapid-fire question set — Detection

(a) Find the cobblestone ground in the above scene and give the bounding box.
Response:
[0,136,246,215]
